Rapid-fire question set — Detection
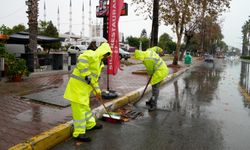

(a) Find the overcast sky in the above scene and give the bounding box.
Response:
[0,0,248,49]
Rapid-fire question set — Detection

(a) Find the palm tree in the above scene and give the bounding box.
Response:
[26,0,39,71]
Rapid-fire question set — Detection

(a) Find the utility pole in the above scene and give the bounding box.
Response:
[26,0,39,72]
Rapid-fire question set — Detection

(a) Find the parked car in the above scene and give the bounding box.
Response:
[204,54,214,63]
[119,48,131,60]
[37,44,44,52]
[67,45,87,54]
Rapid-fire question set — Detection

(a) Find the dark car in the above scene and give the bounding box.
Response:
[204,54,214,63]
[119,48,131,60]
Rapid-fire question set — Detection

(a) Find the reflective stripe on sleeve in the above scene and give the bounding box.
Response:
[79,68,89,73]
[70,74,88,84]
[78,59,88,63]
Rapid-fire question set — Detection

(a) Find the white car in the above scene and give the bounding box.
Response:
[67,45,87,54]
[119,48,131,60]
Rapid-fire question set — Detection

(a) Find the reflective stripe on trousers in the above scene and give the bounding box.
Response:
[71,102,96,137]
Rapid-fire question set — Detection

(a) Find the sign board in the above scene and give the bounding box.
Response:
[96,3,128,17]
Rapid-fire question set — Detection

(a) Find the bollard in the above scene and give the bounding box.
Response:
[67,53,71,71]
[0,57,4,81]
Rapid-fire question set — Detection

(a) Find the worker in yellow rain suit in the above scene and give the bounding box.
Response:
[64,42,112,142]
[147,46,164,56]
[134,49,169,111]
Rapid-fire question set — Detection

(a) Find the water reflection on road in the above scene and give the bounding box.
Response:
[137,59,250,150]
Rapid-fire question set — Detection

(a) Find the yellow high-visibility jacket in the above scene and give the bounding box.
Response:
[64,43,112,105]
[135,49,169,85]
[146,46,163,55]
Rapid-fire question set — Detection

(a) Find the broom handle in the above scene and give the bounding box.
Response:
[139,75,153,101]
[90,83,112,119]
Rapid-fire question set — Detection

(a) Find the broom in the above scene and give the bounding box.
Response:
[138,75,153,101]
[90,82,122,123]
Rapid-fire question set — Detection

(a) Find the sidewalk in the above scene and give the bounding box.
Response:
[0,58,198,149]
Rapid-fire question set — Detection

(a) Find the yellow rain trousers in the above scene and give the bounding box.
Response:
[64,43,112,137]
[71,102,96,137]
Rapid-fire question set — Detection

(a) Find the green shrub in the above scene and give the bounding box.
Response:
[240,56,250,60]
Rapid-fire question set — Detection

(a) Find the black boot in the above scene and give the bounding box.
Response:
[75,134,91,142]
[146,100,152,106]
[146,97,154,106]
[148,104,157,111]
[87,123,103,131]
[148,100,157,112]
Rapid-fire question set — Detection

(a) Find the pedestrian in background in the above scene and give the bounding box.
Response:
[184,52,192,65]
[64,42,112,142]
[87,40,98,50]
[134,49,169,111]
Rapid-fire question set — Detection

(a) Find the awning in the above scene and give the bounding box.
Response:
[6,32,60,44]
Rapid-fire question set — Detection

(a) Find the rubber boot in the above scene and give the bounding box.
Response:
[148,104,157,111]
[145,96,154,106]
[148,97,157,111]
[87,123,103,131]
[75,134,91,142]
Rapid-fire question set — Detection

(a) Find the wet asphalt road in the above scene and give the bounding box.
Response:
[53,59,250,150]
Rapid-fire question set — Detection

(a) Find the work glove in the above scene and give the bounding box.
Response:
[94,88,102,100]
[85,76,91,84]
[95,88,101,95]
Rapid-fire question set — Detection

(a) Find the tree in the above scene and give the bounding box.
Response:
[38,20,49,34]
[150,0,160,46]
[193,0,230,53]
[26,0,39,71]
[40,21,61,53]
[127,36,140,48]
[140,29,147,38]
[141,37,150,50]
[12,24,26,34]
[132,0,160,46]
[160,0,231,64]
[0,25,13,35]
[158,33,176,54]
[127,36,150,50]
[242,19,250,56]
[161,0,192,65]
[0,24,26,35]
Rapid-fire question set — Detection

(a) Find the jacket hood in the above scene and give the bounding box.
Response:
[95,42,112,58]
[134,50,145,61]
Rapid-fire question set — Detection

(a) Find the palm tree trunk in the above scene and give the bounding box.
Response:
[27,0,39,72]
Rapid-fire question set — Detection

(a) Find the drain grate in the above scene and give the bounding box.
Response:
[124,110,143,119]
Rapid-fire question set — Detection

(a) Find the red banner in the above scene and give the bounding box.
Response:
[107,0,124,75]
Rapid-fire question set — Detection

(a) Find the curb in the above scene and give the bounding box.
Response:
[9,64,194,150]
